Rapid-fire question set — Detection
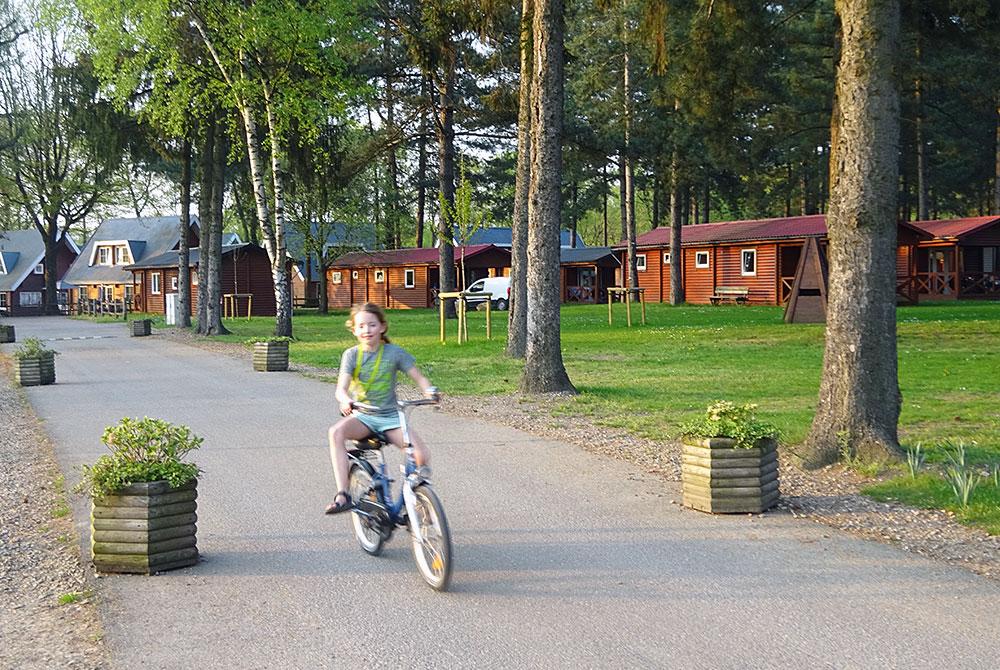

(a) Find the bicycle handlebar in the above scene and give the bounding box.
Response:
[350,397,439,413]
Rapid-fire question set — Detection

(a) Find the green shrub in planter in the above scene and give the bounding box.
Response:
[680,402,780,514]
[76,417,202,574]
[13,337,56,386]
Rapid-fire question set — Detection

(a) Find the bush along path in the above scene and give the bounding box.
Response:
[0,358,108,670]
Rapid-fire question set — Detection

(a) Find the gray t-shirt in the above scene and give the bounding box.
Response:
[339,343,415,415]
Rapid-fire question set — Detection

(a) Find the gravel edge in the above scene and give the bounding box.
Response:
[0,356,109,670]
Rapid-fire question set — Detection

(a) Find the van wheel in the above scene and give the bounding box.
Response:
[494,298,509,311]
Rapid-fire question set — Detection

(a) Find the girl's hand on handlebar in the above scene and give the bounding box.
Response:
[340,399,354,416]
[424,386,441,401]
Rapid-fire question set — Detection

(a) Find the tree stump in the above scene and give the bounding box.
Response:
[681,437,779,513]
[130,319,152,337]
[253,341,288,372]
[90,479,198,574]
[14,353,55,386]
[0,325,14,343]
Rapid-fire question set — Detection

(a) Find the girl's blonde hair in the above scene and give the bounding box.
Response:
[346,303,391,343]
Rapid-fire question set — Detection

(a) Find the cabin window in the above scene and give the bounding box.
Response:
[115,246,128,265]
[0,293,7,308]
[984,247,996,274]
[171,276,178,291]
[741,249,757,276]
[404,269,415,288]
[33,263,44,274]
[695,251,710,268]
[98,246,110,265]
[663,252,671,265]
[125,284,134,299]
[374,270,385,283]
[192,271,198,285]
[151,273,161,295]
[20,291,41,306]
[352,270,359,280]
[636,254,647,271]
[332,271,343,284]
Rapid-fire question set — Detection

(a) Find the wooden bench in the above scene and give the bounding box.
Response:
[710,287,750,305]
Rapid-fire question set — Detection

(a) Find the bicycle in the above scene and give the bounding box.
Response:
[345,398,453,591]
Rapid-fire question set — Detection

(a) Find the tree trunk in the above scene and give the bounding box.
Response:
[669,107,683,305]
[204,122,230,336]
[618,155,627,245]
[703,179,710,223]
[652,174,660,229]
[318,260,329,314]
[570,180,578,248]
[602,163,609,246]
[520,0,575,394]
[263,86,292,337]
[802,0,903,468]
[40,216,59,315]
[416,75,429,248]
[507,0,532,359]
[622,27,637,292]
[177,137,192,328]
[196,121,214,332]
[436,56,458,319]
[915,43,929,221]
[993,97,999,215]
[384,22,402,249]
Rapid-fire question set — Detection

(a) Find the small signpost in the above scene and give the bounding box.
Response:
[438,291,492,344]
[607,287,646,327]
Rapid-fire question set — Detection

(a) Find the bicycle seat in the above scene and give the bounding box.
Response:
[350,437,385,451]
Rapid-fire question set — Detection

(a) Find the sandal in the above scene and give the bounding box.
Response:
[324,491,353,515]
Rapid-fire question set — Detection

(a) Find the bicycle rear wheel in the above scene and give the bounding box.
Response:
[348,464,385,556]
[409,484,452,591]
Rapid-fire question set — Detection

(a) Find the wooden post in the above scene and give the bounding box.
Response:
[639,288,646,325]
[625,288,632,327]
[439,296,446,343]
[608,290,613,325]
[485,299,492,340]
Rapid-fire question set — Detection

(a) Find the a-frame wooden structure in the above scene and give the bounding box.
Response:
[783,237,828,324]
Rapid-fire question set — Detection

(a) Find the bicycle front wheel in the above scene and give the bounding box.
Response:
[349,464,385,556]
[409,484,453,591]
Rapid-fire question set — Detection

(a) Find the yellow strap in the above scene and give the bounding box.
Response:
[351,344,384,391]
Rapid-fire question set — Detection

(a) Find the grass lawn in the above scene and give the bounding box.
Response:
[170,300,1000,532]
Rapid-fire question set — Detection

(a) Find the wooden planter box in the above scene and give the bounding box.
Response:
[0,325,14,343]
[90,479,198,574]
[253,341,288,372]
[131,319,152,337]
[14,352,55,386]
[681,437,779,514]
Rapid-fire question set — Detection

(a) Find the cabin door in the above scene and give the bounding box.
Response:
[927,249,954,296]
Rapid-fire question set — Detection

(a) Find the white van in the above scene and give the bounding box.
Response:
[465,276,511,310]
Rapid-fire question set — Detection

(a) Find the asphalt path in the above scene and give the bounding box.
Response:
[6,317,999,669]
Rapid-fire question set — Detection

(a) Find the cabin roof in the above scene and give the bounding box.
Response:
[560,247,617,266]
[333,244,507,268]
[0,229,79,291]
[623,214,932,249]
[126,244,257,270]
[911,216,1000,240]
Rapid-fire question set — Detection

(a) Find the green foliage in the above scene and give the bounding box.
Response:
[944,442,981,507]
[681,401,778,449]
[865,473,1000,535]
[75,417,202,499]
[906,443,925,479]
[14,337,56,360]
[244,336,293,346]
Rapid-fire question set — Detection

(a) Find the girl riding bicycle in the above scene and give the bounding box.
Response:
[326,303,437,515]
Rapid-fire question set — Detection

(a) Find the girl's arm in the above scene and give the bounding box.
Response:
[335,371,353,415]
[407,366,438,398]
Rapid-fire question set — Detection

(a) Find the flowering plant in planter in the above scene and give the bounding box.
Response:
[76,417,202,500]
[681,401,778,449]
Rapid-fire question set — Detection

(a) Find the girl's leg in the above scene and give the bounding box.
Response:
[328,416,373,505]
[384,426,430,467]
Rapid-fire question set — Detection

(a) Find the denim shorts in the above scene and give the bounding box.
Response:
[353,411,401,438]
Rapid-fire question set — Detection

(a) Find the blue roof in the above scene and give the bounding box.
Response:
[467,227,586,248]
[286,222,376,281]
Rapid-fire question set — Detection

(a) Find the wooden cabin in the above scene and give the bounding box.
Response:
[64,216,200,310]
[327,244,511,309]
[908,216,1000,300]
[560,247,618,304]
[616,215,930,306]
[128,244,279,317]
[0,229,79,315]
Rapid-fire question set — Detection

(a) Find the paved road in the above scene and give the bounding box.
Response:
[6,317,999,669]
